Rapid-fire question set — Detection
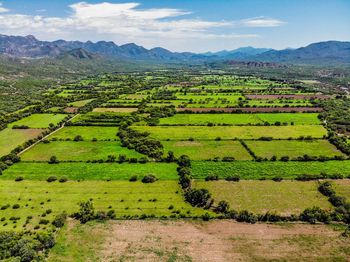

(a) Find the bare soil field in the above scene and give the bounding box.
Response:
[64,107,78,113]
[245,94,331,99]
[92,107,138,113]
[49,220,350,262]
[176,107,323,113]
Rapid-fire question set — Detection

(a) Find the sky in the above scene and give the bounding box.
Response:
[0,0,349,52]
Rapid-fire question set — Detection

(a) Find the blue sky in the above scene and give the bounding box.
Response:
[0,0,349,52]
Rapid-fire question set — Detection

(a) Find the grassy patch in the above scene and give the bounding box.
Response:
[68,99,94,107]
[162,140,252,160]
[0,128,43,157]
[246,140,344,159]
[333,179,350,199]
[49,126,118,140]
[192,160,350,179]
[8,114,67,128]
[194,180,331,215]
[132,125,327,140]
[2,162,178,180]
[20,141,143,161]
[92,107,138,113]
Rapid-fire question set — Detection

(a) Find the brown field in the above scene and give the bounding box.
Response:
[92,107,138,113]
[176,107,323,113]
[245,94,331,99]
[49,219,350,262]
[64,107,78,113]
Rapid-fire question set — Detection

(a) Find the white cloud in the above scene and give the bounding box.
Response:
[0,3,9,13]
[0,2,283,51]
[241,17,285,27]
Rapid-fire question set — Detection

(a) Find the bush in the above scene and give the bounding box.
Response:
[48,155,59,164]
[73,200,95,224]
[272,176,283,182]
[52,212,67,228]
[59,176,68,183]
[14,176,24,182]
[129,175,137,182]
[205,174,219,181]
[237,210,257,223]
[47,176,57,182]
[214,200,230,214]
[177,155,191,168]
[39,219,50,225]
[12,204,20,209]
[222,156,235,162]
[73,135,84,141]
[300,206,330,224]
[141,174,157,183]
[318,182,335,197]
[225,175,240,182]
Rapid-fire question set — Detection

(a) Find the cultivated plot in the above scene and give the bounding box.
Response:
[8,114,67,128]
[49,126,118,140]
[194,180,331,215]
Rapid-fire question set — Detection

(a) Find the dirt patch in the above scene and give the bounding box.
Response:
[176,107,323,113]
[100,220,349,262]
[64,107,78,113]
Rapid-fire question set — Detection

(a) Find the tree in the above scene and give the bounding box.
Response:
[48,156,59,164]
[165,151,176,162]
[184,189,211,207]
[74,200,95,224]
[177,155,191,168]
[215,200,230,213]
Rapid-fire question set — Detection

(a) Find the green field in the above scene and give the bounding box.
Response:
[194,180,331,214]
[68,99,94,107]
[49,126,118,140]
[246,140,344,159]
[0,128,43,157]
[333,180,350,199]
[161,140,252,160]
[20,141,143,161]
[2,162,178,181]
[132,125,327,140]
[192,160,350,179]
[8,114,67,128]
[158,113,321,125]
[0,180,205,230]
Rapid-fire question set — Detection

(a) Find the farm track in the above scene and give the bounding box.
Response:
[17,114,78,156]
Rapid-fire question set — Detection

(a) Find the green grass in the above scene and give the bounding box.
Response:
[162,140,252,160]
[2,162,178,181]
[246,140,344,159]
[158,113,321,125]
[0,180,205,231]
[68,99,94,107]
[132,125,327,140]
[333,180,350,199]
[20,141,143,161]
[192,160,350,179]
[8,114,67,128]
[49,126,118,140]
[0,128,43,157]
[194,180,332,215]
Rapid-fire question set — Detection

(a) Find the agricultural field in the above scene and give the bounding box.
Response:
[132,125,327,140]
[194,180,331,214]
[0,128,43,157]
[0,180,205,230]
[162,140,252,160]
[20,141,143,161]
[8,114,67,128]
[68,99,94,107]
[333,179,350,199]
[192,160,350,179]
[49,126,118,140]
[158,113,321,125]
[245,140,344,159]
[92,107,138,113]
[1,162,178,181]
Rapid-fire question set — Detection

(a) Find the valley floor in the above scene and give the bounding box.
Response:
[48,219,350,262]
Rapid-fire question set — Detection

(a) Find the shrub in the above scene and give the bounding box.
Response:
[184,188,211,207]
[59,176,68,183]
[237,210,257,223]
[215,200,230,214]
[12,204,20,209]
[205,174,219,181]
[14,176,24,182]
[52,212,67,228]
[129,175,137,182]
[177,155,191,168]
[39,219,50,225]
[225,175,240,182]
[48,155,59,164]
[318,182,335,197]
[73,135,84,141]
[222,156,235,162]
[141,174,157,183]
[73,200,95,224]
[46,176,57,182]
[138,157,148,164]
[300,206,331,224]
[272,176,283,182]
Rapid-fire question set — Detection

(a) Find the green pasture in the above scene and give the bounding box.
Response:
[192,160,350,180]
[8,114,67,128]
[194,180,331,215]
[68,99,94,107]
[49,126,118,140]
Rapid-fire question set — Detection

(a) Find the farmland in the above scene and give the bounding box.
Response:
[1,71,350,261]
[132,125,327,140]
[8,113,67,128]
[194,180,332,214]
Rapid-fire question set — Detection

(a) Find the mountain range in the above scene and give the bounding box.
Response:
[0,34,349,65]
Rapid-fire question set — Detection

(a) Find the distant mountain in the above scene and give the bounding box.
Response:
[0,34,349,65]
[204,46,272,59]
[254,41,350,64]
